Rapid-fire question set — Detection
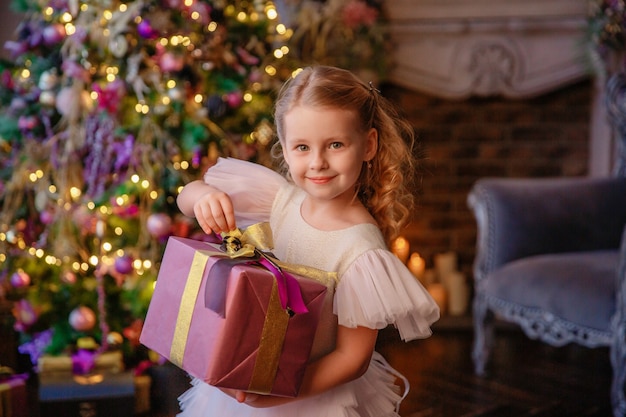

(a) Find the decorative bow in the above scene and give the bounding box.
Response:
[206,223,322,316]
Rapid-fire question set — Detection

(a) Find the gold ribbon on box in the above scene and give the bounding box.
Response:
[169,222,337,394]
[170,248,220,367]
[227,223,338,288]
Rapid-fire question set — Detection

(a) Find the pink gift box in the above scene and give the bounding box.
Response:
[140,236,328,397]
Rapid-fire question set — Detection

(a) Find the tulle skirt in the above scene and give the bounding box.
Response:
[177,352,408,417]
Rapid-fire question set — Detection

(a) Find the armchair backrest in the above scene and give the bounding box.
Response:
[468,177,626,279]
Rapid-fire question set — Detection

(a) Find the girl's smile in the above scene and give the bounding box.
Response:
[307,175,335,184]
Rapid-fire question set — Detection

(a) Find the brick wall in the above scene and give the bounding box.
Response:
[383,78,593,279]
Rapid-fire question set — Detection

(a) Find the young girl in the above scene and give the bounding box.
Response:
[176,65,439,416]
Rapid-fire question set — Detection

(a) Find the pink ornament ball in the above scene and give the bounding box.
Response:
[10,270,30,288]
[61,271,77,285]
[226,91,243,108]
[14,299,37,329]
[40,210,54,225]
[43,24,66,46]
[18,115,38,130]
[114,255,134,275]
[69,306,96,332]
[55,87,76,116]
[146,213,172,238]
[159,52,185,73]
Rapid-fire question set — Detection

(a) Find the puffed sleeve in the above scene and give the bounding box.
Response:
[203,157,287,227]
[334,249,440,341]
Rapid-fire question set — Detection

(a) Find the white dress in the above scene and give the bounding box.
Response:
[177,158,440,417]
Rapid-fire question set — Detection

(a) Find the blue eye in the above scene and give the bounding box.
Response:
[296,144,309,151]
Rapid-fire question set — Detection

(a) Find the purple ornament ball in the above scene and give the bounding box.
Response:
[137,20,157,39]
[114,255,134,275]
[69,306,96,332]
[10,270,30,288]
[146,213,172,238]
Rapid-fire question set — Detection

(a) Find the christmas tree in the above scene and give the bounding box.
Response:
[0,0,387,370]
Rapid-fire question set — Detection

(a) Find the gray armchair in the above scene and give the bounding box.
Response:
[468,176,626,417]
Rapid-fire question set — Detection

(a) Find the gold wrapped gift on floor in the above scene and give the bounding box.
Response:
[37,350,124,374]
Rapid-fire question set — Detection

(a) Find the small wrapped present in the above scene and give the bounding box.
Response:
[140,228,333,397]
[37,351,124,375]
[39,371,136,417]
[0,373,28,417]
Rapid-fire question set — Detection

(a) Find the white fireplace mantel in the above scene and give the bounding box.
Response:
[383,0,590,99]
[384,0,612,176]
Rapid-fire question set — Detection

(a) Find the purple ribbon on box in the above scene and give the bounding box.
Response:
[204,254,308,317]
[202,225,309,317]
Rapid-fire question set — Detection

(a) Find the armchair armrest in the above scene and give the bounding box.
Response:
[468,177,626,279]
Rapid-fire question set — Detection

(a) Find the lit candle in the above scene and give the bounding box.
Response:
[427,282,447,316]
[391,236,410,264]
[422,268,437,286]
[408,252,426,282]
[434,251,457,278]
[446,271,469,316]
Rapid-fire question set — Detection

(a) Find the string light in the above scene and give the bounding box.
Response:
[69,187,82,200]
[64,23,76,35]
[266,5,278,20]
[265,65,277,76]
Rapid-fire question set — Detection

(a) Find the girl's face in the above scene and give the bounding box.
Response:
[282,105,377,205]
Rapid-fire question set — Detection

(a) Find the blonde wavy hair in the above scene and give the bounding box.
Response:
[271,66,417,245]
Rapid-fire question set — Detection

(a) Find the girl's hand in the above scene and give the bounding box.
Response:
[220,389,291,408]
[192,188,236,235]
[176,180,236,235]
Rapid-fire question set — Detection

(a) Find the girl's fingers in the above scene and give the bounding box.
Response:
[193,193,236,235]
[235,391,246,403]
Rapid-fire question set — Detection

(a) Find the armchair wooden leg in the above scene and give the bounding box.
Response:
[610,321,626,417]
[472,293,494,376]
